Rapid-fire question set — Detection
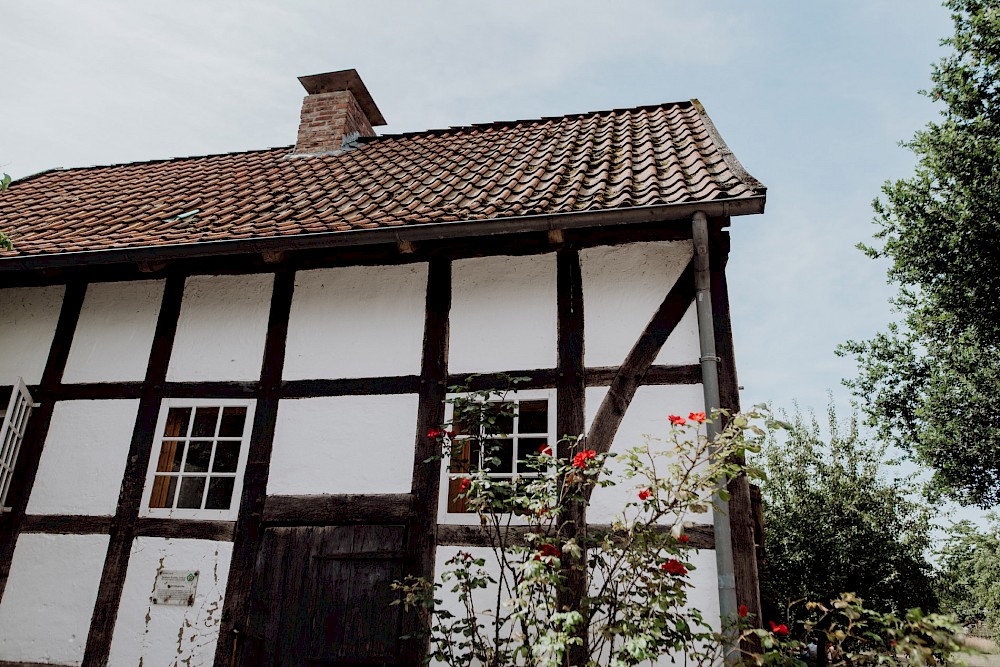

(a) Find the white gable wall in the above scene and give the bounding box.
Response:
[581,241,699,368]
[0,533,109,665]
[284,263,428,380]
[268,394,419,495]
[0,285,64,385]
[449,254,557,374]
[107,537,233,667]
[167,274,273,382]
[63,280,164,384]
[27,399,139,516]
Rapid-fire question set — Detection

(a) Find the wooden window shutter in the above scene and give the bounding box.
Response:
[0,378,35,511]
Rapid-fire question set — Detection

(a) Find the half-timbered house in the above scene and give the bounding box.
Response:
[0,69,766,667]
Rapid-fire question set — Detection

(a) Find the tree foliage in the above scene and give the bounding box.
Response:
[756,405,938,623]
[935,518,1000,637]
[841,0,1000,508]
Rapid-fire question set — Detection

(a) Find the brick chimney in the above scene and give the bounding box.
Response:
[293,69,386,155]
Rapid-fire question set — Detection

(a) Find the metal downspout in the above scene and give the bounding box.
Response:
[692,211,739,664]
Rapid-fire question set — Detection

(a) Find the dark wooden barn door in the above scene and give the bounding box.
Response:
[239,524,408,667]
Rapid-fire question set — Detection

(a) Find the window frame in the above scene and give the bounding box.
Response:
[437,388,556,525]
[0,377,35,513]
[139,397,256,521]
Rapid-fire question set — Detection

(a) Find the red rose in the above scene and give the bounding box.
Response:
[769,621,789,636]
[660,559,687,576]
[572,449,597,468]
[638,489,653,501]
[668,415,686,426]
[678,534,689,543]
[534,543,561,561]
[738,604,749,618]
[688,412,706,423]
[427,427,443,439]
[458,477,471,493]
[538,443,553,456]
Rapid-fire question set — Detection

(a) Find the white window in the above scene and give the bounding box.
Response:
[439,389,555,523]
[0,377,35,512]
[140,399,255,520]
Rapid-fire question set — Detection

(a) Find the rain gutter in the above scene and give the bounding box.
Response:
[692,210,739,665]
[0,196,764,273]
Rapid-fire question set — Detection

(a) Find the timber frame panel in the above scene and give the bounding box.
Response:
[0,215,761,666]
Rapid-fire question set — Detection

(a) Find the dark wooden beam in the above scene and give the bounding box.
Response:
[135,518,236,542]
[402,259,452,665]
[0,282,86,603]
[586,261,696,462]
[281,375,420,398]
[556,250,588,664]
[586,364,700,387]
[213,270,295,666]
[21,515,112,535]
[262,494,415,525]
[436,523,715,550]
[710,227,762,625]
[82,275,185,667]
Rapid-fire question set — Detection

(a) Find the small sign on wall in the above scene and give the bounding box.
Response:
[151,569,199,606]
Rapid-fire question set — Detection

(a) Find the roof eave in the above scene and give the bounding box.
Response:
[0,195,765,273]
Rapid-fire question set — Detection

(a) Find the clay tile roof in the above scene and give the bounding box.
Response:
[0,100,764,261]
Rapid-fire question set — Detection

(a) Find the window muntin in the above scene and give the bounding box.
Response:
[444,392,554,516]
[142,399,254,519]
[0,378,34,512]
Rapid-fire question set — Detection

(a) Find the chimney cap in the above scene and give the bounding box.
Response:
[297,69,387,127]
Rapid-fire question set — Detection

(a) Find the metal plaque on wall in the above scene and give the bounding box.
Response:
[151,569,199,606]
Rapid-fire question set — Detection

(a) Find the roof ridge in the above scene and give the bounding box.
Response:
[359,100,695,142]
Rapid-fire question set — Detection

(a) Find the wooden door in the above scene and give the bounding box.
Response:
[239,524,408,667]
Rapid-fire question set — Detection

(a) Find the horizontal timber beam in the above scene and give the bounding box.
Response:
[263,493,415,525]
[437,522,714,550]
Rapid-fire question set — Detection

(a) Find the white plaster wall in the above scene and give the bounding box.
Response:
[450,254,557,374]
[581,241,700,367]
[0,285,64,385]
[166,274,273,382]
[268,394,419,495]
[585,384,709,524]
[27,399,139,516]
[107,537,232,667]
[284,263,428,380]
[63,280,164,383]
[0,532,109,665]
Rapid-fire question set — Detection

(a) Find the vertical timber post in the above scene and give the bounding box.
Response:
[556,249,587,665]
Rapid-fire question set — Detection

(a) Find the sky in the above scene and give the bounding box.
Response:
[2,2,985,525]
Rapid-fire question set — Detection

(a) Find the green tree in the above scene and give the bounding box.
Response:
[756,405,938,623]
[841,0,1000,508]
[935,518,1000,638]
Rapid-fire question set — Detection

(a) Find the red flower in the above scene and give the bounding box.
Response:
[638,488,653,501]
[678,534,689,543]
[538,443,553,456]
[427,427,443,439]
[572,449,597,468]
[769,621,789,636]
[458,478,471,493]
[688,412,706,423]
[668,415,687,426]
[660,559,687,576]
[534,543,561,561]
[738,604,749,618]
